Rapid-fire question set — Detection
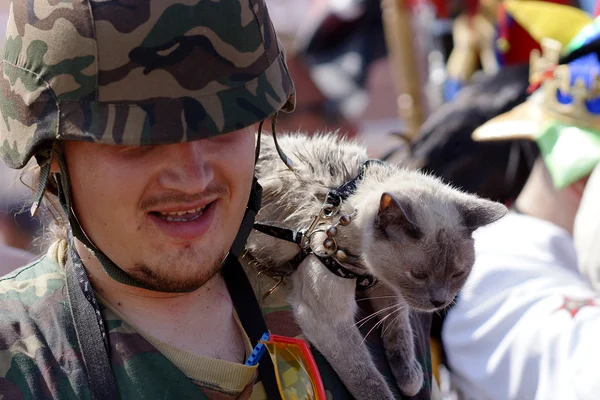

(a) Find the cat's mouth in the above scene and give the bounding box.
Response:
[406,299,452,312]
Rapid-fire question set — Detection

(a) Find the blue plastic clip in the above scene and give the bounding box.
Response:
[245,332,270,366]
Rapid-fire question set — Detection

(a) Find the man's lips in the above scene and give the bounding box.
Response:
[148,199,215,214]
[148,201,217,240]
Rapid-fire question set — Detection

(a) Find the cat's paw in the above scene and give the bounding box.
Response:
[398,360,423,396]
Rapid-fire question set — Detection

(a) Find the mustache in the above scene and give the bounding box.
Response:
[140,184,228,211]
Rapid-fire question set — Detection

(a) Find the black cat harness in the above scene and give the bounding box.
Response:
[253,159,387,291]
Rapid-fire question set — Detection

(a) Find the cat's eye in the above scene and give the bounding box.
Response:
[410,271,427,280]
[452,270,466,279]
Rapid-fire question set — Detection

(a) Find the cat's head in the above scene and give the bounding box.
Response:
[360,181,507,311]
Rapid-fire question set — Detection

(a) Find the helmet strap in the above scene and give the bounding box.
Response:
[44,142,264,293]
[256,112,295,170]
[30,148,54,218]
[51,144,167,291]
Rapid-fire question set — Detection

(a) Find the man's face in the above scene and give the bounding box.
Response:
[63,128,255,292]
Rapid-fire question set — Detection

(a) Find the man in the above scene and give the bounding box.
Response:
[0,1,435,399]
[441,26,600,400]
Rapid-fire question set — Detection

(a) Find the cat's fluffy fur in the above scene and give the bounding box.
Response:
[248,132,507,399]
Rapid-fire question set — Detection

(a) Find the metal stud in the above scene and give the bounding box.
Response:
[335,249,348,262]
[323,238,336,250]
[339,214,351,226]
[326,225,338,237]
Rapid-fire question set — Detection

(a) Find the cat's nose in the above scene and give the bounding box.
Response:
[430,298,446,308]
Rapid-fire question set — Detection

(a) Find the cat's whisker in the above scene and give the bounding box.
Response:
[379,308,400,336]
[349,304,400,332]
[361,314,391,346]
[354,295,399,303]
[360,309,401,347]
[382,311,404,338]
[371,305,404,335]
[352,311,396,333]
[355,302,407,332]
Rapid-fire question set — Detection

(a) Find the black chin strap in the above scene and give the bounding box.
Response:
[52,145,182,292]
[221,255,282,399]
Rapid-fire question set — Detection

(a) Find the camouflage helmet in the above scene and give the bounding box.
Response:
[0,0,296,170]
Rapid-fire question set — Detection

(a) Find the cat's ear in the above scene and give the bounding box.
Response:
[456,196,508,232]
[377,192,422,239]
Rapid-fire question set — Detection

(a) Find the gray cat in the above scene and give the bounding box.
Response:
[247,132,507,399]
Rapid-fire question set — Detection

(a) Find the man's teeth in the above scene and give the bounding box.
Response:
[158,206,205,217]
[155,206,207,222]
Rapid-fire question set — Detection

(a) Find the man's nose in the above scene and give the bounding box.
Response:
[158,141,214,192]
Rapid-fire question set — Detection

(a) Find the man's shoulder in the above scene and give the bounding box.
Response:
[0,254,66,303]
[0,254,84,397]
[0,254,70,343]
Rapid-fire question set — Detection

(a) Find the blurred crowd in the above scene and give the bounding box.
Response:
[3,0,600,399]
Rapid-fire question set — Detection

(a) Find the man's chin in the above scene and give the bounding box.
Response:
[129,255,226,293]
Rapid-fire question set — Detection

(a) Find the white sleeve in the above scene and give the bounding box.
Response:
[574,163,600,291]
[442,216,600,400]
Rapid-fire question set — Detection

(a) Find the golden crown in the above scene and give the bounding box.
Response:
[529,37,600,130]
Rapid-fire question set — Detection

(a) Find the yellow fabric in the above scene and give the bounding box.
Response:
[472,94,546,142]
[504,0,592,47]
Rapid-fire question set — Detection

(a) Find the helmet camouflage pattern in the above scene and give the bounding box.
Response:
[0,0,296,169]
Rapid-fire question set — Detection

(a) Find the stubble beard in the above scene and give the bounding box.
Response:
[129,248,228,293]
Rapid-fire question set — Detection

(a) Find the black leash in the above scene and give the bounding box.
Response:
[221,179,282,400]
[312,253,378,290]
[221,253,281,399]
[325,159,387,207]
[254,159,388,291]
[253,223,304,247]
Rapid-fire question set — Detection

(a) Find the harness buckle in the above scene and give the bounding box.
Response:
[303,202,338,246]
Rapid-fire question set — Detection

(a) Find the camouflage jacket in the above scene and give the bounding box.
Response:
[0,242,434,399]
